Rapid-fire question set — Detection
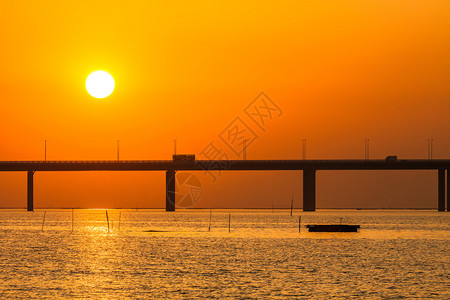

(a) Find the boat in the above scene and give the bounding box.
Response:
[306,224,360,232]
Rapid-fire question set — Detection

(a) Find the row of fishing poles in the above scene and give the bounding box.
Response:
[40,209,121,233]
[39,208,303,233]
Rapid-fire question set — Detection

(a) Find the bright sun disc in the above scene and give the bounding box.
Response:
[86,71,115,98]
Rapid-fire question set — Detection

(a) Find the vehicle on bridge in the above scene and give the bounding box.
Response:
[173,154,195,161]
[385,156,398,162]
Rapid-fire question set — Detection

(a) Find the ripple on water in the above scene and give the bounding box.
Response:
[0,209,448,298]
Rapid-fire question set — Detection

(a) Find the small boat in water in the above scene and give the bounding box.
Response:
[306,224,360,232]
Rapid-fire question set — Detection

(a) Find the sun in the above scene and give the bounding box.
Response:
[86,71,115,98]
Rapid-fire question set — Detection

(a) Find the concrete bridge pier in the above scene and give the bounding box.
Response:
[303,169,316,211]
[27,171,34,212]
[166,170,176,211]
[438,169,445,211]
[447,169,449,212]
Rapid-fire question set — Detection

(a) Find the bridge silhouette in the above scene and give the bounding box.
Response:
[0,159,449,212]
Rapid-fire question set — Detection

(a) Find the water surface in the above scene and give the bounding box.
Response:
[0,209,448,298]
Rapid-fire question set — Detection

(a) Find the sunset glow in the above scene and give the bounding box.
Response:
[0,1,449,210]
[0,2,449,298]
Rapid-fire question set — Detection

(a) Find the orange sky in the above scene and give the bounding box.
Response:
[0,1,449,208]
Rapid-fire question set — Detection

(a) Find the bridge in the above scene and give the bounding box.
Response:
[0,159,449,212]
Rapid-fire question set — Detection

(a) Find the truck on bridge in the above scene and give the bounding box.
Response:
[173,154,195,161]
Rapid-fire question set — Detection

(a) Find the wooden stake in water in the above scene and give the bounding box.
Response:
[290,194,294,216]
[41,211,46,231]
[208,208,212,232]
[298,215,301,233]
[228,213,231,233]
[72,208,74,232]
[118,211,121,231]
[106,210,110,233]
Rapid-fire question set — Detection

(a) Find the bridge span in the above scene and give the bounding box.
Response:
[0,159,449,212]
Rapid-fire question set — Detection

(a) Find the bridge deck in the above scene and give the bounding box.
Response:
[0,159,449,171]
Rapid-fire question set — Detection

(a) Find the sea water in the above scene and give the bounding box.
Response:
[0,209,448,298]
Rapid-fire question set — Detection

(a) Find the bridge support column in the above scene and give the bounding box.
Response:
[447,169,449,212]
[166,170,176,211]
[438,169,445,212]
[303,169,316,211]
[27,171,34,212]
